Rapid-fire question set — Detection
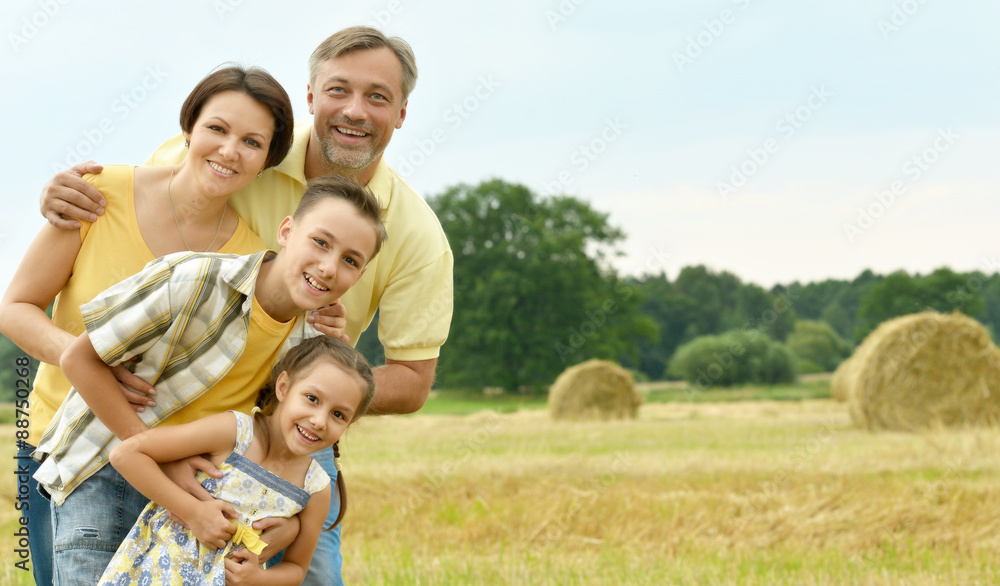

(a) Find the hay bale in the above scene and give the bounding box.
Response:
[830,356,856,402]
[548,359,641,421]
[846,311,1000,431]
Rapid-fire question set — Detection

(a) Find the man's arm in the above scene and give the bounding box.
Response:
[40,162,106,229]
[368,358,437,415]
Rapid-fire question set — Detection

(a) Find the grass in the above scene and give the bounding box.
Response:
[337,390,1000,584]
[419,390,547,415]
[5,375,1000,584]
[421,374,832,417]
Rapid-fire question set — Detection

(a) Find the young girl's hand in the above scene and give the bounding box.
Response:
[224,548,263,585]
[188,499,238,550]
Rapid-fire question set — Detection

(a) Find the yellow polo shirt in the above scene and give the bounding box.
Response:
[147,122,453,360]
[160,296,294,427]
[28,166,264,445]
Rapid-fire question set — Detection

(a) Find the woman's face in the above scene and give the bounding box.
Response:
[183,90,274,197]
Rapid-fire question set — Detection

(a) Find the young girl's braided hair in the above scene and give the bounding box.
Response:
[253,336,376,529]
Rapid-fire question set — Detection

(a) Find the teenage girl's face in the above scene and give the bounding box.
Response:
[274,360,366,456]
[182,90,274,197]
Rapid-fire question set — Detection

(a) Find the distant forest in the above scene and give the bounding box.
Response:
[3,180,998,399]
[3,265,996,403]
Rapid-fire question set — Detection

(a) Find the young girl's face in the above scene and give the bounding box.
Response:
[274,359,366,455]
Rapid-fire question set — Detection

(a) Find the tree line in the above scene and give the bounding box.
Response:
[2,179,998,401]
[362,178,999,392]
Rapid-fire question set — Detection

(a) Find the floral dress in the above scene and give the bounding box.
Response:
[98,412,330,586]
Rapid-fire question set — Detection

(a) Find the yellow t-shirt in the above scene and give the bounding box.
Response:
[27,166,265,445]
[147,123,453,360]
[159,295,294,427]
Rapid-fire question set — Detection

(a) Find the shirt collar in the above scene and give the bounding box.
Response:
[220,251,272,313]
[367,158,393,211]
[270,122,312,187]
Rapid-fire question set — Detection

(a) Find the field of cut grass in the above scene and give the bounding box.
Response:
[4,378,1000,584]
[337,391,1000,584]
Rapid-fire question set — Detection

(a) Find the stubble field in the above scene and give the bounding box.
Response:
[4,386,1000,584]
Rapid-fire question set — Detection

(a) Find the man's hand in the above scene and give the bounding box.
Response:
[307,299,349,341]
[224,548,264,585]
[41,161,106,229]
[112,364,157,413]
[252,515,300,563]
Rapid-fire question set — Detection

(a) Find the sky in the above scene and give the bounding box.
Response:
[2,0,999,293]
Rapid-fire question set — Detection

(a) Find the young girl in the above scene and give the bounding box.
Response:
[97,336,376,585]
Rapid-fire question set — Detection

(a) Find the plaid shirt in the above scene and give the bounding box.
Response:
[34,250,316,504]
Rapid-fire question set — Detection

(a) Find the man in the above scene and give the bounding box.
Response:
[41,26,453,585]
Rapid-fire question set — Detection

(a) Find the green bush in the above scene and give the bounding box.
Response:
[786,320,851,372]
[795,358,826,375]
[666,329,797,390]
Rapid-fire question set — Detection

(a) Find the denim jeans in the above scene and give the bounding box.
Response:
[18,443,52,586]
[50,463,148,586]
[270,446,344,585]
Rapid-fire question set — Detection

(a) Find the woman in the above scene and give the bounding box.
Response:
[0,64,294,586]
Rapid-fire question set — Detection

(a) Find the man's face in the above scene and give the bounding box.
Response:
[307,47,408,177]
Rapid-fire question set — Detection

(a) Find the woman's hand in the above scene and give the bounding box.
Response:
[252,515,300,563]
[224,548,264,585]
[111,362,157,413]
[187,499,237,550]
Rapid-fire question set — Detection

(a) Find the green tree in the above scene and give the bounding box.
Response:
[666,329,796,389]
[354,310,385,367]
[786,320,851,373]
[855,268,985,342]
[630,266,797,380]
[778,270,883,341]
[428,179,655,393]
[0,335,38,403]
[632,274,696,380]
[978,273,1000,340]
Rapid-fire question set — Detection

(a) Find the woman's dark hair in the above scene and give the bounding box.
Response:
[179,64,294,170]
[254,336,376,529]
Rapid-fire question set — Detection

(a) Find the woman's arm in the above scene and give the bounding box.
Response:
[110,411,240,548]
[224,485,332,585]
[0,223,83,365]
